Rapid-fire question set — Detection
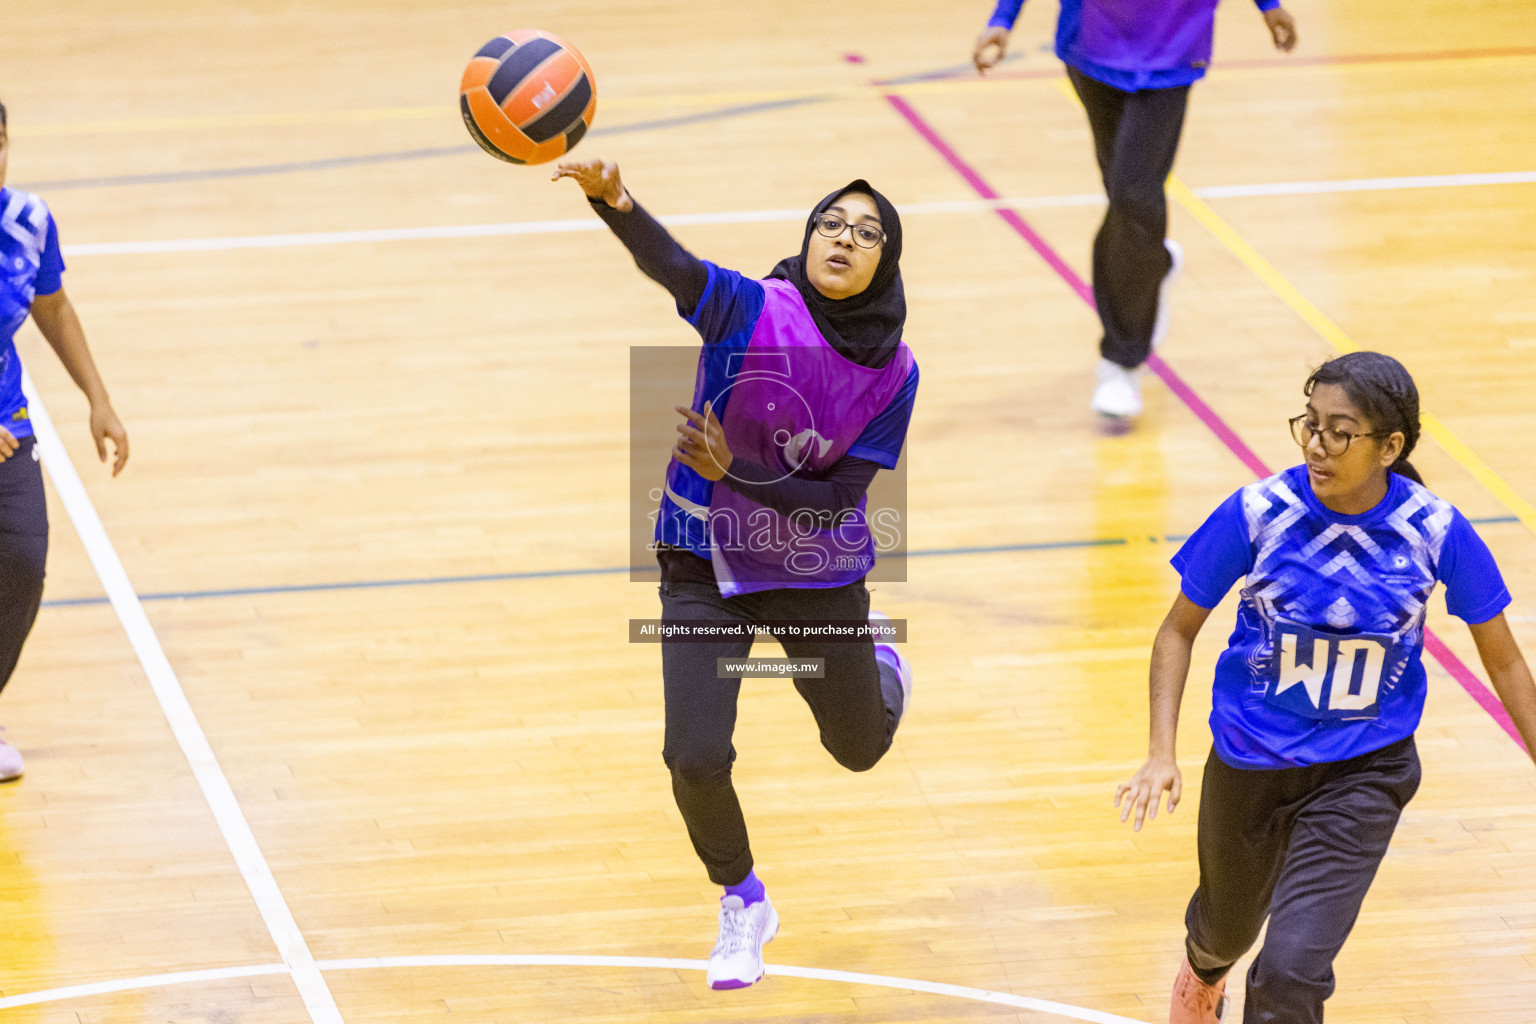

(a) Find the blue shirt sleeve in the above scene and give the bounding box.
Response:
[686,262,765,346]
[34,217,64,297]
[847,362,918,470]
[987,0,1026,29]
[1439,510,1512,624]
[1254,0,1280,11]
[1170,490,1253,609]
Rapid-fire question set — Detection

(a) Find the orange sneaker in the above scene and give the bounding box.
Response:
[1170,959,1227,1023]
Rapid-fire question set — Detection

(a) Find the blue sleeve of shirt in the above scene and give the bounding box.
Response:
[987,0,1026,29]
[1170,490,1253,609]
[1439,510,1512,624]
[1254,0,1280,11]
[686,261,765,346]
[847,362,919,469]
[34,217,64,296]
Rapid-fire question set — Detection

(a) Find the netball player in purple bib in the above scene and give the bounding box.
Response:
[555,158,917,989]
[1114,351,1536,1023]
[973,0,1297,423]
[0,100,130,781]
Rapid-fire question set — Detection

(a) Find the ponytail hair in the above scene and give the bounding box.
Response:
[1304,351,1423,484]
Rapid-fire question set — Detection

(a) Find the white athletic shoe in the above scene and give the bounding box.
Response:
[1151,238,1185,353]
[1092,358,1144,420]
[707,893,779,990]
[869,611,913,722]
[0,730,23,782]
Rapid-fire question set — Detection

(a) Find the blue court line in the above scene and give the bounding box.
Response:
[11,145,478,192]
[9,52,1027,195]
[9,98,831,194]
[38,518,1518,609]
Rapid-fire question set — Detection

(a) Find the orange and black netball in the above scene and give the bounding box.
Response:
[460,30,596,165]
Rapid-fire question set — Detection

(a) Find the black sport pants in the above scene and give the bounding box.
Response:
[1068,66,1191,370]
[0,436,49,696]
[658,564,904,886]
[1184,736,1422,1023]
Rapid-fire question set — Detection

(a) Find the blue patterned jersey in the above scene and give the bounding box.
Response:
[0,188,66,439]
[1173,466,1510,769]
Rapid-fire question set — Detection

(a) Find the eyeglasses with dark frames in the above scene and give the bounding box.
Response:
[814,213,885,249]
[1288,415,1388,456]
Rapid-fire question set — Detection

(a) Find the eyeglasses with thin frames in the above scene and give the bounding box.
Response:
[814,213,885,249]
[1288,415,1388,456]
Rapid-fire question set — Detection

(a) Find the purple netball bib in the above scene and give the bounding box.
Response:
[705,280,911,597]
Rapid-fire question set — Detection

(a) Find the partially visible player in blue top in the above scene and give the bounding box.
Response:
[1114,352,1536,1024]
[973,0,1297,425]
[0,100,130,782]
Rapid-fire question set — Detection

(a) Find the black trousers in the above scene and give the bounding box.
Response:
[1184,737,1422,1024]
[0,436,48,697]
[658,558,903,886]
[1068,66,1191,370]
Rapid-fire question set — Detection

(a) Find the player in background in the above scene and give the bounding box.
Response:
[0,100,130,780]
[1115,351,1536,1022]
[554,158,917,990]
[973,0,1297,424]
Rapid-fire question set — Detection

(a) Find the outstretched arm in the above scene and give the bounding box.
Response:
[29,288,129,475]
[554,158,709,315]
[1468,612,1536,763]
[1115,592,1213,830]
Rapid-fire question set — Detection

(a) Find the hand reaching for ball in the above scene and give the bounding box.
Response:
[553,158,632,211]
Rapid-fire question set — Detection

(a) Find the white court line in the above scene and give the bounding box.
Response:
[20,371,344,1024]
[57,196,1103,257]
[57,169,1536,257]
[0,955,1149,1023]
[1196,169,1536,198]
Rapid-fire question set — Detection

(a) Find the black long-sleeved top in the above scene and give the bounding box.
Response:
[592,195,882,519]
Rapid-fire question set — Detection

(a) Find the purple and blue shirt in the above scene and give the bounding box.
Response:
[988,0,1281,91]
[660,263,918,597]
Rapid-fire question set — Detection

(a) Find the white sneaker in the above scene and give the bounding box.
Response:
[1151,238,1184,352]
[707,893,779,990]
[869,611,912,722]
[1092,358,1144,420]
[0,730,23,782]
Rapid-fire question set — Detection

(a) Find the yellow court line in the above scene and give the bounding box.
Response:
[1165,176,1536,536]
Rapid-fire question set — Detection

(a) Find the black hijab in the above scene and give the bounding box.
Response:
[767,179,905,369]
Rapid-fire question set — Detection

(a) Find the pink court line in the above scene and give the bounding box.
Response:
[880,92,1526,753]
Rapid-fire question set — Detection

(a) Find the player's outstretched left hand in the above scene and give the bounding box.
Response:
[673,402,732,481]
[1265,7,1297,52]
[1114,756,1182,832]
[552,158,633,212]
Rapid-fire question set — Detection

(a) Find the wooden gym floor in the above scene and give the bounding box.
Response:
[2,1,1535,1021]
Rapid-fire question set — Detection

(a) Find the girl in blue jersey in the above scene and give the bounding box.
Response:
[554,158,918,990]
[0,101,130,781]
[973,0,1296,423]
[1115,351,1536,1023]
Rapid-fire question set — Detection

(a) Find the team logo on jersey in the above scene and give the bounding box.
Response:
[783,427,833,465]
[1265,619,1396,721]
